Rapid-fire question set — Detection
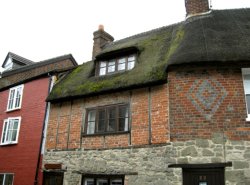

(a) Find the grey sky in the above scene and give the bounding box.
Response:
[0,0,250,72]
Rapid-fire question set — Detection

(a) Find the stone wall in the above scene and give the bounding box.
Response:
[43,134,250,185]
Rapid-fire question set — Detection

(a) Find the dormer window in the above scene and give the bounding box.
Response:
[97,55,136,76]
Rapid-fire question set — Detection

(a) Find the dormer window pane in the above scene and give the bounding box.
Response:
[118,58,126,71]
[128,56,135,70]
[100,62,106,67]
[108,60,115,73]
[99,62,107,76]
[97,55,136,76]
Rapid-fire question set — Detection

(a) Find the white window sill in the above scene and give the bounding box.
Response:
[246,117,250,122]
[0,142,18,146]
[6,108,21,112]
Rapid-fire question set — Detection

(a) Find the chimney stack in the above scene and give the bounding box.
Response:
[185,0,210,17]
[92,25,114,60]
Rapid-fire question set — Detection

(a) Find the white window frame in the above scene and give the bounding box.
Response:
[242,68,250,121]
[0,173,14,185]
[0,117,21,145]
[7,85,24,112]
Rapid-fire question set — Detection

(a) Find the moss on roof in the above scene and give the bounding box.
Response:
[48,8,250,102]
[47,23,185,101]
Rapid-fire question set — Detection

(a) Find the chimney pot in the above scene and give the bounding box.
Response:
[98,24,104,31]
[92,25,114,60]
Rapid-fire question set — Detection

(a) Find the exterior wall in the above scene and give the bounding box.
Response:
[168,64,250,141]
[0,77,50,185]
[44,64,250,184]
[46,84,169,151]
[44,136,250,185]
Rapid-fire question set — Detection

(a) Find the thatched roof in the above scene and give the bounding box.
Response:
[47,8,250,102]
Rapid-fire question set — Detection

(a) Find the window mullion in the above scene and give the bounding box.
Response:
[115,59,118,72]
[95,108,99,134]
[125,57,128,71]
[105,107,107,132]
[5,120,10,143]
[3,174,6,185]
[116,105,119,132]
[105,61,108,75]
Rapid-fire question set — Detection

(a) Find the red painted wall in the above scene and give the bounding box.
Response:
[0,77,50,185]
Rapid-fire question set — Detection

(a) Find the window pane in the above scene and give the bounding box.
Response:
[2,121,8,143]
[87,111,96,134]
[108,65,115,73]
[97,179,108,185]
[119,106,129,131]
[88,111,96,122]
[108,108,116,119]
[8,90,15,110]
[111,179,122,185]
[244,75,250,94]
[97,119,105,132]
[107,119,116,132]
[118,58,126,71]
[119,106,128,117]
[98,110,105,120]
[119,118,128,131]
[108,60,116,73]
[128,56,135,62]
[127,61,135,70]
[85,179,94,185]
[99,68,106,76]
[100,62,106,67]
[15,87,22,108]
[0,174,4,185]
[4,174,13,185]
[246,94,250,114]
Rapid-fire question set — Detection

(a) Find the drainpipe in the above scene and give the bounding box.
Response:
[34,74,54,185]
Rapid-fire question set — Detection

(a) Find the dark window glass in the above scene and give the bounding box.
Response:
[86,104,129,135]
[43,172,63,185]
[82,176,123,185]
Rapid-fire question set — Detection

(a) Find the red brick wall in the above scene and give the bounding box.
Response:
[46,85,169,150]
[169,65,250,141]
[185,0,209,16]
[0,77,49,185]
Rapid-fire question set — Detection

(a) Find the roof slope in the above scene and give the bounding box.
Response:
[2,52,34,68]
[0,54,77,90]
[168,8,250,66]
[47,8,250,102]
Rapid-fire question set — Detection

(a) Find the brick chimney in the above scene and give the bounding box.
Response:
[92,25,114,60]
[185,0,210,17]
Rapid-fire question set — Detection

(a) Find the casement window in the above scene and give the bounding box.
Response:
[97,55,136,76]
[7,85,24,111]
[242,68,250,121]
[43,172,63,185]
[82,175,124,185]
[85,104,129,135]
[1,117,21,145]
[0,173,14,185]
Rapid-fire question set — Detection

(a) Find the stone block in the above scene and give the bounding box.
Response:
[181,146,198,157]
[234,161,249,169]
[202,149,214,156]
[196,139,209,148]
[226,170,245,182]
